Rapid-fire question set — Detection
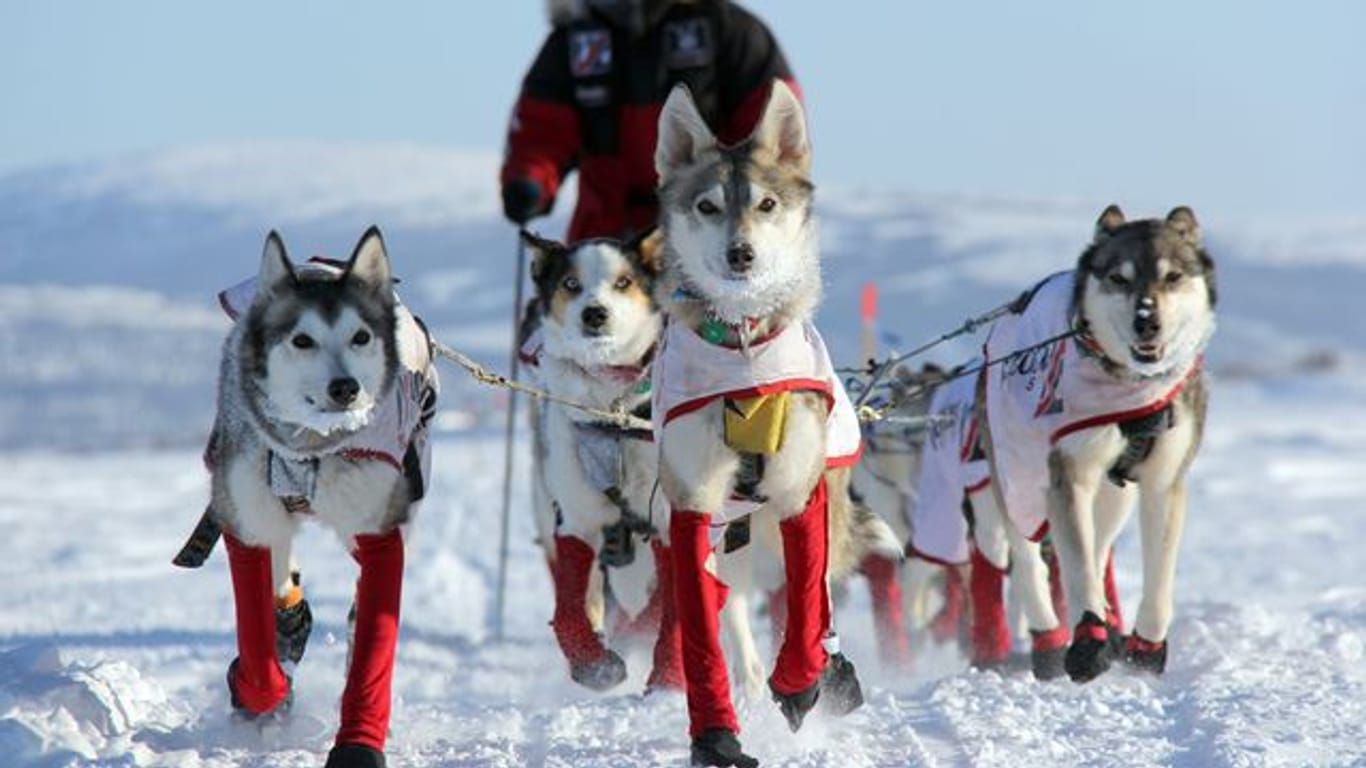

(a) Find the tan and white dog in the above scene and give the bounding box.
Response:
[978,205,1216,683]
[520,230,684,693]
[652,80,891,767]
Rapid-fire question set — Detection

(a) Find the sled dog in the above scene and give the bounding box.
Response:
[519,229,685,693]
[903,360,1064,674]
[203,228,437,768]
[652,79,891,767]
[979,205,1216,684]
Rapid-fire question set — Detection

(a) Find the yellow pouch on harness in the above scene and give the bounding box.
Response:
[723,392,789,454]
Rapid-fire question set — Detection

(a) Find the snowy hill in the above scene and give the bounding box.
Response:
[3,144,1366,766]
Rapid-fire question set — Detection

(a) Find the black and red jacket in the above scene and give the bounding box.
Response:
[501,1,799,242]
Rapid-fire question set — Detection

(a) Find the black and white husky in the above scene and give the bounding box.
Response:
[202,228,437,768]
[653,80,894,768]
[979,205,1216,684]
[519,229,684,694]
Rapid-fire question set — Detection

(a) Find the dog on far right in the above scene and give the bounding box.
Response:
[979,204,1217,683]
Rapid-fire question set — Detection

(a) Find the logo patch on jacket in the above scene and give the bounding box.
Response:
[570,29,613,77]
[664,18,712,69]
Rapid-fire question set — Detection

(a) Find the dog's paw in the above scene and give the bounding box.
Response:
[690,728,758,768]
[275,598,312,665]
[1064,611,1114,684]
[225,658,292,717]
[324,743,386,768]
[570,649,628,691]
[1122,634,1168,675]
[818,652,864,717]
[769,676,820,733]
[1030,626,1070,680]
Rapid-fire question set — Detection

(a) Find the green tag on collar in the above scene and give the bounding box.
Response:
[633,378,651,394]
[700,317,728,345]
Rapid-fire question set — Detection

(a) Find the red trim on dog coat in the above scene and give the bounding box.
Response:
[224,534,291,714]
[670,510,740,737]
[335,529,404,751]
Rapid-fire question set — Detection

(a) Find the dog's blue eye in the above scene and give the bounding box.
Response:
[614,275,633,290]
[1107,273,1131,288]
[563,276,581,293]
[291,334,315,350]
[352,330,371,346]
[696,199,720,216]
[757,197,777,213]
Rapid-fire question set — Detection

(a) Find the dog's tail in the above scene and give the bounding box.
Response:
[825,466,903,581]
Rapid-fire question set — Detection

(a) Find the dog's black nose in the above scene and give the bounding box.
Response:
[727,242,755,272]
[1133,309,1162,341]
[328,377,360,406]
[581,304,609,329]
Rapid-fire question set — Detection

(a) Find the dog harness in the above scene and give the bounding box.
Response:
[909,361,990,566]
[983,271,1203,540]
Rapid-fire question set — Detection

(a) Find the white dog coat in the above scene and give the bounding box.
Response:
[983,272,1201,540]
[909,363,990,566]
[652,319,862,524]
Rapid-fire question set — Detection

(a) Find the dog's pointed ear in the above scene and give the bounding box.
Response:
[1166,206,1201,243]
[625,226,664,277]
[655,84,716,180]
[344,226,393,293]
[1094,204,1126,241]
[521,229,564,282]
[748,80,811,173]
[258,230,296,290]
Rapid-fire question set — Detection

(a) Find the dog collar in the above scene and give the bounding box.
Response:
[586,344,656,389]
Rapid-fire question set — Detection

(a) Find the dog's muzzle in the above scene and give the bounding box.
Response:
[1132,297,1163,362]
[581,304,609,336]
[726,242,756,275]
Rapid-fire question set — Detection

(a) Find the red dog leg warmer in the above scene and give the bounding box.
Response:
[1104,550,1124,634]
[1043,544,1069,627]
[862,553,912,667]
[224,534,290,714]
[770,477,832,696]
[646,541,686,690]
[969,545,1011,666]
[335,529,404,751]
[930,565,966,644]
[671,510,739,737]
[550,535,608,665]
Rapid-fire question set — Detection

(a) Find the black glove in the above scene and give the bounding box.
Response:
[502,177,545,225]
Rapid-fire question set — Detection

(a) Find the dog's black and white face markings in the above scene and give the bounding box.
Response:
[655,80,819,323]
[244,227,398,434]
[523,229,663,368]
[1077,205,1217,374]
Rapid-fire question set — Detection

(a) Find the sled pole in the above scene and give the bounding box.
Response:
[493,235,527,642]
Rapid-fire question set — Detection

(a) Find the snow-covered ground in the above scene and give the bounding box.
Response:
[2,144,1365,766]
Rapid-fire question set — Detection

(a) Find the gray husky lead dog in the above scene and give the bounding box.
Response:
[208,227,436,768]
[653,80,892,768]
[979,205,1216,685]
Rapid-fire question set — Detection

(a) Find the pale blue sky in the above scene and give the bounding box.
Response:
[3,1,1362,217]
